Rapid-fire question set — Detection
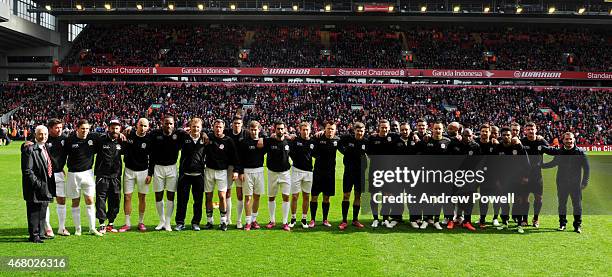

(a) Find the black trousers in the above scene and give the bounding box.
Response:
[499,182,515,224]
[409,186,425,222]
[176,174,205,225]
[457,185,476,223]
[478,181,502,221]
[444,185,458,221]
[407,200,421,222]
[378,184,405,221]
[558,185,582,227]
[96,177,121,225]
[388,185,406,222]
[423,183,453,222]
[26,201,48,240]
[513,191,531,223]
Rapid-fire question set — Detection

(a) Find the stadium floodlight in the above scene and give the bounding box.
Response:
[136,3,143,10]
[388,6,394,12]
[548,7,555,14]
[610,9,612,15]
[357,5,364,12]
[104,3,112,10]
[45,5,51,11]
[516,7,523,14]
[325,4,331,12]
[292,5,298,11]
[420,6,427,12]
[483,7,490,13]
[230,4,236,10]
[262,4,268,11]
[453,6,460,13]
[198,4,204,10]
[168,3,175,10]
[75,4,83,10]
[577,7,585,14]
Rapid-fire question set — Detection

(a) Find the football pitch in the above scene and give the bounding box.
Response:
[1,142,611,276]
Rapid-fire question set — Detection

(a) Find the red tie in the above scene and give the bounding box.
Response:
[41,145,52,177]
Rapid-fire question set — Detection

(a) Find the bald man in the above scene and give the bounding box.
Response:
[444,122,462,225]
[447,122,462,140]
[119,118,151,232]
[543,132,590,234]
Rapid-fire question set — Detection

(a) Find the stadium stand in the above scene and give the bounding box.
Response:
[1,83,610,144]
[61,24,611,71]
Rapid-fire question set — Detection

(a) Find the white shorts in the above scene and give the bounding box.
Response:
[268,170,291,196]
[153,164,178,192]
[66,169,95,198]
[54,172,66,198]
[227,166,243,189]
[205,168,228,193]
[243,168,265,196]
[124,168,149,194]
[291,167,313,194]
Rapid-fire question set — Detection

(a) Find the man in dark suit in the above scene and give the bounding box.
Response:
[22,125,56,243]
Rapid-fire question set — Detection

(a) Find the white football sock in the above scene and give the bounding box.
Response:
[45,206,51,230]
[57,204,66,231]
[282,201,290,225]
[268,201,276,223]
[124,214,131,226]
[155,201,165,224]
[138,213,145,224]
[71,206,81,230]
[226,197,232,223]
[165,201,174,226]
[236,200,244,223]
[86,204,96,230]
[251,212,258,222]
[302,214,308,220]
[246,215,252,225]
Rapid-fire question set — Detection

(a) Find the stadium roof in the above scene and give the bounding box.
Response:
[33,0,612,16]
[0,28,56,50]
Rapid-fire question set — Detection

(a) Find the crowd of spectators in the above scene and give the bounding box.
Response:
[62,24,611,71]
[324,27,404,68]
[1,83,609,144]
[63,25,246,67]
[164,25,246,67]
[405,26,611,71]
[243,26,324,67]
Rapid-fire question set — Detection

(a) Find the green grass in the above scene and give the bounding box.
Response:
[1,142,611,276]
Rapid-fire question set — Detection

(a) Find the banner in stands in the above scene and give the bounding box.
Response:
[6,81,612,92]
[413,70,612,80]
[363,4,394,12]
[577,145,612,152]
[50,66,612,80]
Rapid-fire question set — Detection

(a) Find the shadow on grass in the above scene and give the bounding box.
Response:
[268,221,563,235]
[173,221,565,235]
[0,228,48,243]
[0,237,30,243]
[0,222,569,244]
[0,228,30,237]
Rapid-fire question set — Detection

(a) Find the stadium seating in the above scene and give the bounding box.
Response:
[61,24,611,71]
[1,83,610,144]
